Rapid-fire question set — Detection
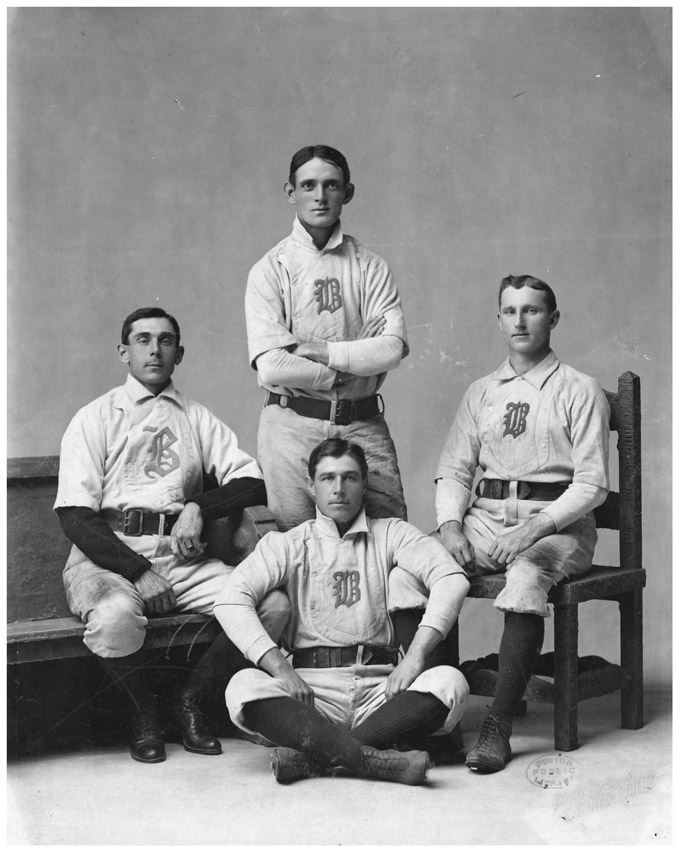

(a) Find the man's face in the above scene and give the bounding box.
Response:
[118,317,183,394]
[285,157,353,233]
[497,286,559,359]
[309,454,366,528]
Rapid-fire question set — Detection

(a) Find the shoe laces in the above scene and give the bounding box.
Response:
[476,714,507,750]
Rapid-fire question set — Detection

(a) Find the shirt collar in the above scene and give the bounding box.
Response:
[123,374,184,407]
[291,215,344,252]
[493,349,560,390]
[314,506,371,539]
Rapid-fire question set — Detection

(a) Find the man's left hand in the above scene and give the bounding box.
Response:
[171,502,207,559]
[385,649,427,700]
[293,342,329,365]
[487,512,556,566]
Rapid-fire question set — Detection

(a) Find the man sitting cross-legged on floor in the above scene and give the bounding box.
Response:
[213,438,470,785]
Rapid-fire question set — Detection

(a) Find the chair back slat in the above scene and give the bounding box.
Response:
[616,372,642,568]
[591,373,642,571]
[593,492,619,528]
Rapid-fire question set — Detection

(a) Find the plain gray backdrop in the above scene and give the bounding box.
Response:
[8,7,671,683]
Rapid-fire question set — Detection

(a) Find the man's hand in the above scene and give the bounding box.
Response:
[293,342,329,365]
[275,667,316,707]
[134,566,176,615]
[487,512,557,567]
[385,648,427,700]
[258,648,315,706]
[171,502,206,560]
[439,520,476,571]
[355,315,386,339]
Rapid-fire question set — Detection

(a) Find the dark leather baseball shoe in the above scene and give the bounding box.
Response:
[465,713,512,773]
[129,707,166,764]
[360,746,432,785]
[169,692,222,755]
[270,748,326,784]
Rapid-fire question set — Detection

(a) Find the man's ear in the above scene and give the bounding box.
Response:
[549,310,561,330]
[343,183,355,204]
[284,181,296,204]
[174,346,185,366]
[306,475,315,497]
[117,344,130,364]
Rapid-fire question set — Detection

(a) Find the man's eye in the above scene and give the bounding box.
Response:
[159,337,175,345]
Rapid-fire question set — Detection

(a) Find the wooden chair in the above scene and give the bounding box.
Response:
[454,371,645,751]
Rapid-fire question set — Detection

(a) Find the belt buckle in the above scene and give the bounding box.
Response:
[334,401,353,427]
[123,509,144,536]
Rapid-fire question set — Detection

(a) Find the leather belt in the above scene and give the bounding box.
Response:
[292,645,399,669]
[476,479,570,501]
[101,508,180,537]
[265,392,382,426]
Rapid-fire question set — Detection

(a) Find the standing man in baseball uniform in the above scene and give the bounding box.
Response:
[245,145,408,532]
[54,307,289,763]
[431,274,610,773]
[213,438,470,786]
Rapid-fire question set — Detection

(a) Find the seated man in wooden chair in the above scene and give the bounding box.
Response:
[390,274,610,773]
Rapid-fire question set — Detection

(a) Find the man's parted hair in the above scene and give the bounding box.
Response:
[498,275,557,314]
[121,307,181,346]
[308,438,368,481]
[289,145,351,187]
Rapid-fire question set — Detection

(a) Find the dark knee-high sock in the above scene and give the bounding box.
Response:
[391,609,453,669]
[181,631,249,699]
[351,691,449,750]
[491,612,545,723]
[98,648,156,714]
[244,697,364,770]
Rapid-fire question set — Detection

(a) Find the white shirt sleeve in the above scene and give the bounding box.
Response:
[540,483,608,531]
[213,532,290,665]
[326,335,404,377]
[255,348,337,391]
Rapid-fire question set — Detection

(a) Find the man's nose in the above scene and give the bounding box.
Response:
[315,184,327,202]
[332,477,345,494]
[149,337,161,354]
[515,314,526,328]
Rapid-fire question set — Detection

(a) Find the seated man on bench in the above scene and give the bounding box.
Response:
[54,306,289,764]
[428,274,610,773]
[214,438,470,786]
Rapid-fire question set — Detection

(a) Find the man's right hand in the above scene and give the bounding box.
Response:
[133,567,177,615]
[258,648,315,707]
[439,520,476,572]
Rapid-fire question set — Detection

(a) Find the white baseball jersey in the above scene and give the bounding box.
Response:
[436,350,610,531]
[55,374,262,516]
[214,508,465,665]
[245,217,409,401]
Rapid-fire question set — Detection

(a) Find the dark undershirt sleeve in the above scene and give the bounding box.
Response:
[55,506,152,582]
[56,478,267,582]
[187,477,268,522]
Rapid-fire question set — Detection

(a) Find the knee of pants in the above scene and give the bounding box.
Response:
[84,592,147,657]
[255,589,291,641]
[388,567,430,612]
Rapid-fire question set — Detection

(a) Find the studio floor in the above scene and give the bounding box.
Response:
[7,690,672,847]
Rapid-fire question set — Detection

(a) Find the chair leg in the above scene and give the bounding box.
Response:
[448,621,460,669]
[618,589,644,730]
[553,604,579,751]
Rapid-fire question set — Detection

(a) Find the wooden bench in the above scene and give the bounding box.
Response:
[7,456,277,664]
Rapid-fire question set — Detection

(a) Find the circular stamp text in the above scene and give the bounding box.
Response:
[526,754,580,789]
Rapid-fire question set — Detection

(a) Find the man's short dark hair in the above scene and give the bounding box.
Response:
[121,307,181,346]
[289,145,351,187]
[498,275,557,314]
[308,438,368,481]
